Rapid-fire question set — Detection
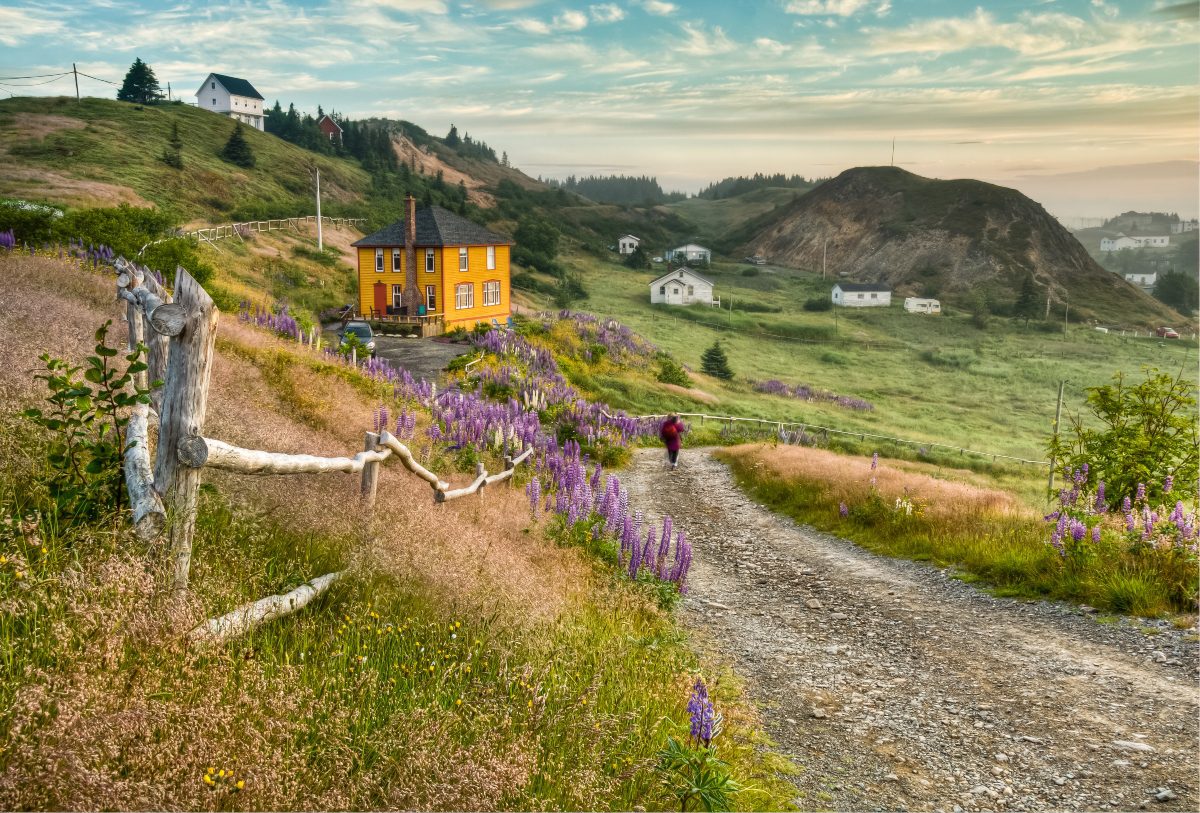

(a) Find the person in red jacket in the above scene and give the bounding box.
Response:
[660,414,683,470]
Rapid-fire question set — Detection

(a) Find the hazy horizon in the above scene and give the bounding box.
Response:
[3,0,1197,219]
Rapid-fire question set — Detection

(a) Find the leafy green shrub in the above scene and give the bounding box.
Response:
[919,347,976,369]
[0,199,63,243]
[54,204,214,286]
[803,296,832,311]
[740,267,759,277]
[819,351,848,366]
[22,322,155,522]
[656,353,692,387]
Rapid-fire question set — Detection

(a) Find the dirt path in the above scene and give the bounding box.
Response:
[622,448,1199,812]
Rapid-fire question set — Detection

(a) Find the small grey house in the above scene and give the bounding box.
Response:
[832,282,892,307]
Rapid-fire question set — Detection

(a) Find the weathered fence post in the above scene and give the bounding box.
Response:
[157,267,218,594]
[361,431,381,509]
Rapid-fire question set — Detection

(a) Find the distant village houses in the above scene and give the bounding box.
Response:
[617,234,641,255]
[832,283,891,308]
[1100,234,1170,251]
[650,268,716,307]
[664,243,712,264]
[317,114,343,144]
[1170,219,1198,234]
[195,73,265,131]
[1124,272,1157,289]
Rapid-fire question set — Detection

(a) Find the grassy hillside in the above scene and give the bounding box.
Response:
[0,252,795,809]
[668,187,805,248]
[0,97,370,222]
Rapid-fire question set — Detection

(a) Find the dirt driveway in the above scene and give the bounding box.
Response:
[622,448,1199,812]
[369,335,470,382]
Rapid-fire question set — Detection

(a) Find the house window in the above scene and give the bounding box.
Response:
[486,245,496,270]
[392,285,403,309]
[857,293,864,299]
[455,283,474,309]
[459,247,469,271]
[211,98,216,106]
[426,285,436,310]
[425,249,435,273]
[483,280,501,307]
[659,285,666,295]
[392,248,401,272]
[687,285,694,296]
[375,249,384,273]
[870,293,877,299]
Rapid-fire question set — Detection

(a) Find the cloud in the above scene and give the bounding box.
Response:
[640,0,677,16]
[674,22,736,56]
[753,37,789,56]
[784,0,871,16]
[554,10,588,31]
[362,0,449,13]
[0,7,64,45]
[512,17,551,33]
[589,3,625,23]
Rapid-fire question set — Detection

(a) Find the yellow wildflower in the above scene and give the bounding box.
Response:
[203,774,214,785]
[236,780,245,790]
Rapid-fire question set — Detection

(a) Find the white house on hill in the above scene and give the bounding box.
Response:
[195,73,265,131]
[1124,272,1157,288]
[1101,233,1170,251]
[832,283,891,307]
[618,234,641,255]
[665,243,712,264]
[650,268,716,306]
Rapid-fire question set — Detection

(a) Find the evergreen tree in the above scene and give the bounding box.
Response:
[1154,270,1200,314]
[160,120,183,169]
[117,58,163,104]
[220,123,256,168]
[445,124,460,147]
[1014,274,1040,324]
[701,341,733,381]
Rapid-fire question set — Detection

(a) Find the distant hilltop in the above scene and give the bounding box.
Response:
[738,166,1177,325]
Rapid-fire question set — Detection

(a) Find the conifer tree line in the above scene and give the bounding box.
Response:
[697,173,823,200]
[544,175,686,206]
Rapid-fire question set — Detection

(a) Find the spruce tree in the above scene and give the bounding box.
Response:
[160,120,183,169]
[117,58,163,104]
[220,123,256,168]
[701,341,733,381]
[1014,274,1040,325]
[445,124,460,147]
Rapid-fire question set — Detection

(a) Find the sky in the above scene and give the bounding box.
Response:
[2,0,1198,218]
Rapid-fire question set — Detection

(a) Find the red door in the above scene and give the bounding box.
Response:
[373,281,387,317]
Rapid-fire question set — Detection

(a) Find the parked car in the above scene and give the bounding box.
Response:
[1155,326,1179,339]
[339,320,377,356]
[651,256,664,263]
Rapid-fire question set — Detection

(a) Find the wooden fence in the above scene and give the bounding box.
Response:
[618,410,1051,468]
[113,257,532,645]
[138,215,367,255]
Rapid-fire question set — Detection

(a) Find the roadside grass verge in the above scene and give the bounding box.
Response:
[717,444,1198,617]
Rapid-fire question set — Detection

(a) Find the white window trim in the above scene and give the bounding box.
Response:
[392,248,401,272]
[455,283,474,309]
[483,280,501,307]
[459,247,469,272]
[426,285,436,310]
[375,248,384,273]
[392,284,403,308]
[426,249,435,273]
[486,245,496,270]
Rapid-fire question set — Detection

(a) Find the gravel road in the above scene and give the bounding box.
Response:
[622,448,1199,812]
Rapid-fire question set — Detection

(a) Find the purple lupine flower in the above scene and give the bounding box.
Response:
[1135,483,1146,504]
[1163,475,1174,494]
[1070,520,1086,542]
[1092,526,1101,543]
[1094,482,1106,513]
[640,528,655,577]
[839,502,849,518]
[527,476,541,518]
[1122,495,1132,513]
[686,677,716,746]
[871,452,879,470]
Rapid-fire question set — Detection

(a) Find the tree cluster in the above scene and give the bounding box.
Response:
[697,173,821,200]
[443,124,498,163]
[544,175,686,206]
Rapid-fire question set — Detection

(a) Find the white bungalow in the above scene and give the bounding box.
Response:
[1101,233,1170,251]
[617,234,641,255]
[650,268,716,306]
[903,297,941,314]
[664,243,712,264]
[195,73,266,131]
[832,283,891,308]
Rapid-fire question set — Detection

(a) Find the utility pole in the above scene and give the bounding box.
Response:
[1063,299,1068,336]
[72,63,79,101]
[167,82,171,101]
[1047,380,1066,499]
[314,167,323,250]
[890,138,895,166]
[822,237,828,280]
[1045,291,1051,321]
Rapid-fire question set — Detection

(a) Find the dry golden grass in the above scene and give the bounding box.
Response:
[660,382,719,405]
[721,443,1032,521]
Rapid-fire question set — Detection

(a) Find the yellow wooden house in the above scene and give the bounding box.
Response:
[352,198,513,331]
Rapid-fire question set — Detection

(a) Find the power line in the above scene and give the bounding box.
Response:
[0,75,70,87]
[0,71,70,80]
[76,71,119,86]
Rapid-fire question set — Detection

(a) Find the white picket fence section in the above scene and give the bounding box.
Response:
[138,215,367,255]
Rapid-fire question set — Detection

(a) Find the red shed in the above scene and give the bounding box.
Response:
[317,114,343,144]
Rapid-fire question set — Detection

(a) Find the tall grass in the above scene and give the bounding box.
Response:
[717,444,1198,617]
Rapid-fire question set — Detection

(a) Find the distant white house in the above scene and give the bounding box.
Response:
[1171,219,1199,234]
[1124,272,1157,288]
[903,296,941,314]
[195,73,265,131]
[618,234,641,255]
[832,283,891,308]
[665,243,712,264]
[1101,233,1170,251]
[650,268,716,306]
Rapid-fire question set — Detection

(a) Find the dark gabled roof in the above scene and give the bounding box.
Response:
[352,206,514,248]
[650,267,713,287]
[211,73,264,100]
[835,282,891,293]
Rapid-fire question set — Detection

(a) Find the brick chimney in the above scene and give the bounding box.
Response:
[404,195,419,313]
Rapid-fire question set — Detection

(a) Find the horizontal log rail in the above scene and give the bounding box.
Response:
[610,410,1050,467]
[188,571,344,645]
[137,216,367,255]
